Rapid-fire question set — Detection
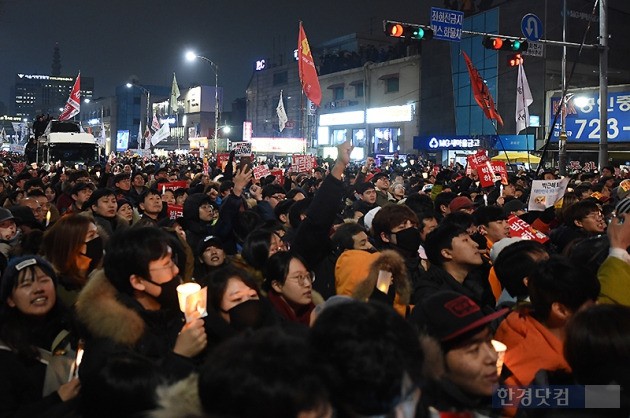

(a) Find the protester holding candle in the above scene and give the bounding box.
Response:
[0,256,80,417]
[75,227,206,382]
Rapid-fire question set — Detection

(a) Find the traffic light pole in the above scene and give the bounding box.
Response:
[599,0,609,170]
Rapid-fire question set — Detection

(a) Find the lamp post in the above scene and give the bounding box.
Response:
[126,82,151,148]
[186,51,219,156]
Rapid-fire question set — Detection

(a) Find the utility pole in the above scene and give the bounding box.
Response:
[599,0,609,169]
[559,0,568,176]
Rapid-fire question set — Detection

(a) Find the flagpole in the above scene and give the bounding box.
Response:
[492,121,512,167]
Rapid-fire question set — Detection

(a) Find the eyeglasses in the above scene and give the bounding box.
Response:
[584,212,604,220]
[270,194,286,200]
[199,204,215,211]
[286,272,315,286]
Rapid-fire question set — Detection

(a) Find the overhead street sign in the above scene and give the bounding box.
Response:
[523,41,544,57]
[430,7,464,42]
[521,13,543,42]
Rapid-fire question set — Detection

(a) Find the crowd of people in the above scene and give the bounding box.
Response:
[0,140,628,417]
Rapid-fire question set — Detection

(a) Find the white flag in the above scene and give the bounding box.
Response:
[137,122,143,149]
[516,64,533,134]
[151,122,170,146]
[144,126,152,150]
[276,90,288,132]
[170,73,180,114]
[100,120,107,147]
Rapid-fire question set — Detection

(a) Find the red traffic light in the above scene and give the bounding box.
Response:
[507,53,524,67]
[388,23,405,37]
[482,36,528,52]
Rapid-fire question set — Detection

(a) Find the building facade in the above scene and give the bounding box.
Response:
[12,73,93,119]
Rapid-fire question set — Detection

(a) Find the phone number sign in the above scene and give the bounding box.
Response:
[550,91,630,142]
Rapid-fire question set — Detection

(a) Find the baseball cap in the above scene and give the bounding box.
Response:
[355,182,376,195]
[371,172,389,183]
[1,256,57,307]
[0,207,15,224]
[503,199,526,216]
[449,196,474,212]
[196,235,224,257]
[410,291,508,343]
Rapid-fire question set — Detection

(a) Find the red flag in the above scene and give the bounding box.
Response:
[59,72,81,121]
[152,114,161,132]
[462,52,503,126]
[298,22,322,107]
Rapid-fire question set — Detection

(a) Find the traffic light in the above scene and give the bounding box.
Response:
[507,53,524,67]
[482,36,528,52]
[384,21,433,41]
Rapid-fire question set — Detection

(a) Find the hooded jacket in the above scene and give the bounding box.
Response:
[183,193,214,253]
[494,309,570,387]
[75,270,195,381]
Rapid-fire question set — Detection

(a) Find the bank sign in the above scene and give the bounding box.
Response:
[550,90,630,142]
[414,135,534,151]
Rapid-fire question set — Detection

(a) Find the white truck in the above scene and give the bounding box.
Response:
[37,120,100,166]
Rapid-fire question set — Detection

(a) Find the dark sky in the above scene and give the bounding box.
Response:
[0,0,428,107]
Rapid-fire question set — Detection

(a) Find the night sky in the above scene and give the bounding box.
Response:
[0,0,429,108]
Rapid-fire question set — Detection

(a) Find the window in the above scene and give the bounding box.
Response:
[273,71,288,86]
[386,77,399,93]
[333,87,344,101]
[355,84,364,98]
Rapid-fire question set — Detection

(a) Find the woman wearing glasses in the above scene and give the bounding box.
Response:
[263,251,315,326]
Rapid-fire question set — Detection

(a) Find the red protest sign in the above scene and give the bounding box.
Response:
[271,169,285,186]
[466,150,488,169]
[216,153,230,168]
[252,164,271,180]
[292,155,313,173]
[491,161,509,185]
[167,204,184,220]
[160,181,187,193]
[478,163,495,188]
[507,215,549,244]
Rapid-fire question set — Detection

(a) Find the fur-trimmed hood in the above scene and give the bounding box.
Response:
[353,249,412,305]
[150,374,203,418]
[75,269,145,346]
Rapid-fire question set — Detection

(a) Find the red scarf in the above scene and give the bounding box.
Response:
[267,291,314,326]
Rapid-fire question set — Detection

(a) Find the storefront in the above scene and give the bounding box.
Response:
[317,104,416,157]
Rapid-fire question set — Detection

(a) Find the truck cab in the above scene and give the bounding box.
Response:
[37,120,100,166]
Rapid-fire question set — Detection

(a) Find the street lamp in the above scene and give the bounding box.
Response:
[126,82,151,148]
[186,51,219,155]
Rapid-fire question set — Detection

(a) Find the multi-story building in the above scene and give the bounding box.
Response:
[12,73,93,120]
[246,32,419,159]
[418,0,630,166]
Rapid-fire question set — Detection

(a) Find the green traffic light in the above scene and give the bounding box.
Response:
[413,27,425,39]
[512,40,521,50]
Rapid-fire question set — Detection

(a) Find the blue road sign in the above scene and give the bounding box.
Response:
[521,14,543,41]
[430,7,464,42]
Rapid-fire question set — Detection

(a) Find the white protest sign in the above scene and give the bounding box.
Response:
[231,141,252,157]
[528,177,570,212]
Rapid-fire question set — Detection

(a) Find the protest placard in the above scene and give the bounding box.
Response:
[231,141,252,157]
[508,215,549,243]
[292,154,314,172]
[167,204,183,220]
[252,164,271,180]
[528,177,570,211]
